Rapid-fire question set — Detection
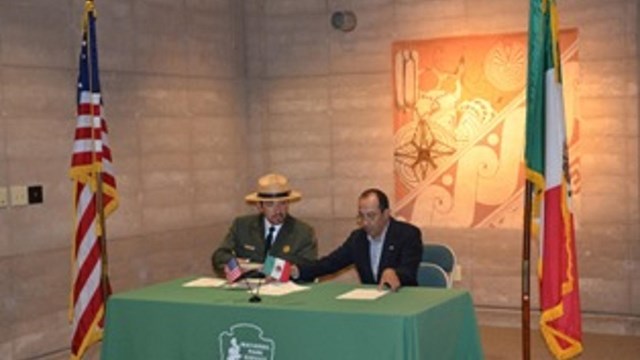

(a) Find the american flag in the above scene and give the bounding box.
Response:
[69,1,118,359]
[224,258,243,283]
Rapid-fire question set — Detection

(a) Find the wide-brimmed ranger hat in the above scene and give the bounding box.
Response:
[245,173,302,203]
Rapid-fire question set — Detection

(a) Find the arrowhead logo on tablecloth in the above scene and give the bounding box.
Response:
[219,323,275,360]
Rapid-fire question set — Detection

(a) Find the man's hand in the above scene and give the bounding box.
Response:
[378,268,401,292]
[290,265,300,280]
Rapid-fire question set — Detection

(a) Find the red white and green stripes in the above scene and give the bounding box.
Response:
[525,0,582,359]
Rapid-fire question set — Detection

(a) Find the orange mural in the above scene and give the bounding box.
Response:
[392,30,580,229]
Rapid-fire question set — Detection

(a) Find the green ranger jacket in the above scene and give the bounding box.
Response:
[212,214,317,275]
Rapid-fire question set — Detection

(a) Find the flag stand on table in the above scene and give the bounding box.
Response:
[523,0,582,359]
[69,1,119,359]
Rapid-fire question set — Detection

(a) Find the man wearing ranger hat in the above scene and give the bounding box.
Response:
[211,173,318,275]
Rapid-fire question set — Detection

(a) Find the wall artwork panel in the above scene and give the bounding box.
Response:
[392,31,580,229]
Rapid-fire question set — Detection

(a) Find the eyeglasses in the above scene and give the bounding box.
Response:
[356,211,380,223]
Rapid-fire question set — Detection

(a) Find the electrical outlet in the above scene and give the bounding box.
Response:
[0,187,8,208]
[28,185,44,204]
[452,265,462,282]
[10,186,28,206]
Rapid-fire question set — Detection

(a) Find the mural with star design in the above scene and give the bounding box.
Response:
[392,30,580,229]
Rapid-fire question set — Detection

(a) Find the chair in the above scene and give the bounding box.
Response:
[416,262,448,288]
[422,243,456,286]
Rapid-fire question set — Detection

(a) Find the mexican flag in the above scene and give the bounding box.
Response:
[263,255,291,282]
[525,0,583,359]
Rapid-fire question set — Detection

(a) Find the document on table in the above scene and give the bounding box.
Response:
[182,277,227,288]
[336,288,388,300]
[259,281,310,296]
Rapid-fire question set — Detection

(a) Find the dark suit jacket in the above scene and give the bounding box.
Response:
[212,214,318,275]
[298,218,422,286]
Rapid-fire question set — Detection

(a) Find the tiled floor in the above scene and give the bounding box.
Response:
[481,326,640,360]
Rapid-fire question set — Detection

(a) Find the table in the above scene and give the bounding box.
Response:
[101,278,483,359]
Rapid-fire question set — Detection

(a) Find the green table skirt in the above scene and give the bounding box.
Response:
[101,278,483,360]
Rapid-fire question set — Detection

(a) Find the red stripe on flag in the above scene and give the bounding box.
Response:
[73,237,101,301]
[74,193,97,256]
[279,262,291,281]
[541,186,565,307]
[540,185,582,356]
[71,285,105,354]
[77,103,102,116]
[102,173,116,187]
[74,127,94,139]
[71,153,99,167]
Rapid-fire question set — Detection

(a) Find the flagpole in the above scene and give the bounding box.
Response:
[85,0,110,302]
[97,176,110,299]
[522,180,533,360]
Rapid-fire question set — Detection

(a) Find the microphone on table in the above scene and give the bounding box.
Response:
[239,269,265,303]
[245,255,291,303]
[249,278,263,303]
[224,255,264,302]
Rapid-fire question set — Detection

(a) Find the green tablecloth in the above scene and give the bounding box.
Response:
[101,278,483,359]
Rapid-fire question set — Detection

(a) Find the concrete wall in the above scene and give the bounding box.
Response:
[0,0,637,359]
[244,0,639,335]
[0,0,248,358]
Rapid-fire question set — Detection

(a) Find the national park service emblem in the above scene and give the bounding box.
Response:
[219,323,275,360]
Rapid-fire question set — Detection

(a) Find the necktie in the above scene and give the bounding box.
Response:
[264,226,275,257]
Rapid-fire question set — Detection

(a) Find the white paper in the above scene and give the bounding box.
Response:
[182,277,227,288]
[336,288,388,300]
[223,280,309,296]
[241,262,263,271]
[258,281,310,296]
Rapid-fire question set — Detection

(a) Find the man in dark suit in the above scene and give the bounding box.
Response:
[292,189,422,291]
[211,173,318,276]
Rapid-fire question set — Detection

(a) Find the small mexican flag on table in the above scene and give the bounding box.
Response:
[263,255,291,282]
